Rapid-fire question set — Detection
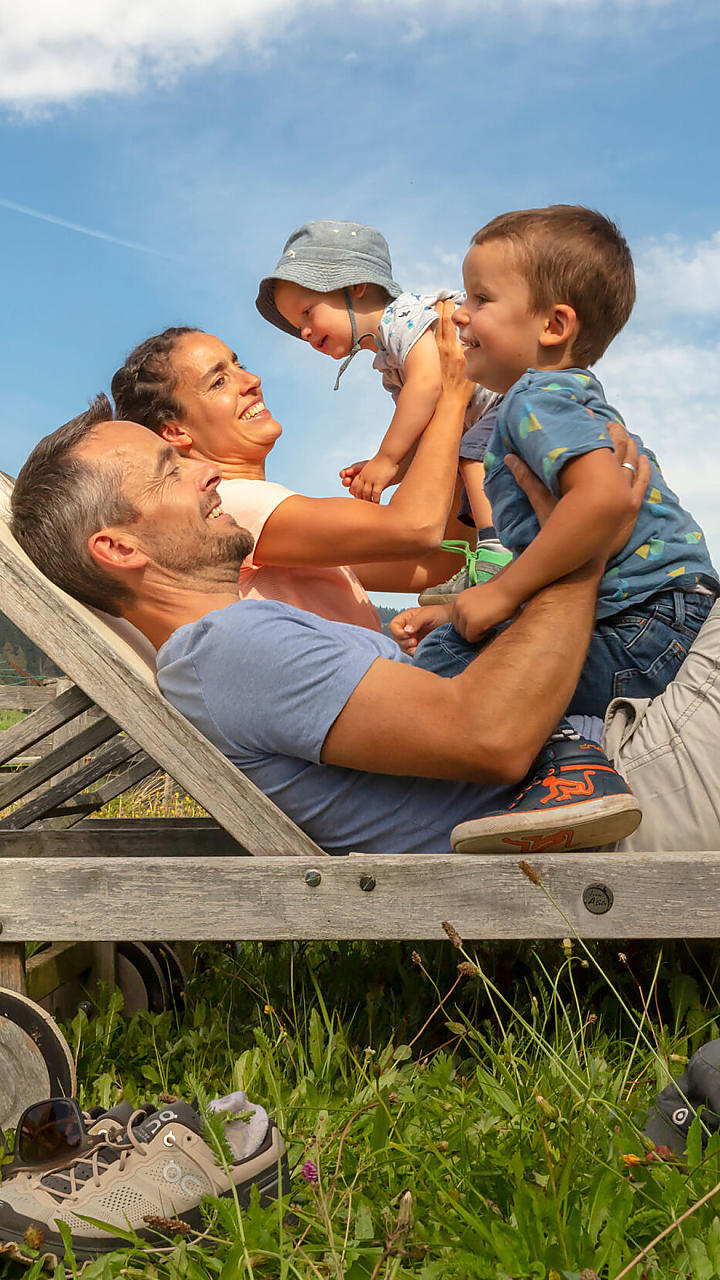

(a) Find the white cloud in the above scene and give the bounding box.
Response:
[636,232,720,316]
[0,0,698,109]
[597,332,720,561]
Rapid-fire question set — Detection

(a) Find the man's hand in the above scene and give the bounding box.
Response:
[505,423,650,558]
[389,602,452,654]
[348,453,400,503]
[435,300,476,403]
[451,579,518,643]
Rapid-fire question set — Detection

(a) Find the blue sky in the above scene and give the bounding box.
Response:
[1,0,719,605]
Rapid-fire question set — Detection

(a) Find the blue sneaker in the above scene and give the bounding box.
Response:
[450,731,642,854]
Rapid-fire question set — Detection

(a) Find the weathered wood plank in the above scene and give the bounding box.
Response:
[0,827,243,856]
[43,754,158,829]
[0,685,92,765]
[26,942,94,1002]
[0,686,58,712]
[0,942,26,993]
[0,737,143,830]
[0,520,323,857]
[0,715,119,810]
[0,851,716,940]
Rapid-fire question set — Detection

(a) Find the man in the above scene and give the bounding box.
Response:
[10,397,648,857]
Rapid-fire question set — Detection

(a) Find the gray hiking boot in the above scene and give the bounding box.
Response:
[419,538,512,606]
[0,1098,289,1265]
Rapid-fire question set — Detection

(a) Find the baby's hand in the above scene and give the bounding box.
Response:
[451,581,518,643]
[389,604,452,655]
[339,460,368,490]
[349,454,400,503]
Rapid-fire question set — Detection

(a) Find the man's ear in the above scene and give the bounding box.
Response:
[539,303,577,349]
[88,529,149,572]
[159,421,193,449]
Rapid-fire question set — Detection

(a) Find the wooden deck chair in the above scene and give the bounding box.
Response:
[0,469,716,974]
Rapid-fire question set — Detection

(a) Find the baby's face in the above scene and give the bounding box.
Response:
[453,240,547,394]
[274,281,355,360]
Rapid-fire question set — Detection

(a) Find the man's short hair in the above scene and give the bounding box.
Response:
[472,205,636,366]
[11,395,139,616]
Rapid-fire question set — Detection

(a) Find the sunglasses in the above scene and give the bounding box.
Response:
[1,1098,97,1176]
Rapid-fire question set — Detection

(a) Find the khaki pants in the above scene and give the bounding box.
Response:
[603,600,720,850]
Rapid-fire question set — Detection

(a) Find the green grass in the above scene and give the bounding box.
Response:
[4,939,720,1278]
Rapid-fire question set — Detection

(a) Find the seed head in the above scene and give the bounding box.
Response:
[518,860,541,886]
[442,921,463,949]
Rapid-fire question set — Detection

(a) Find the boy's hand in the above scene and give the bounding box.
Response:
[451,580,519,643]
[389,603,452,655]
[339,460,368,489]
[349,454,400,503]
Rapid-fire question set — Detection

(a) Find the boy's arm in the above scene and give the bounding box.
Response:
[349,330,443,502]
[452,449,634,641]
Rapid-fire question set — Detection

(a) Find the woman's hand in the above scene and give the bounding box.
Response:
[389,602,452,654]
[435,300,475,405]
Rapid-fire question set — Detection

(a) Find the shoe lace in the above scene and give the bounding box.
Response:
[438,539,509,586]
[37,1110,151,1202]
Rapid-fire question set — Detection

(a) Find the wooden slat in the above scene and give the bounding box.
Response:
[0,827,244,857]
[26,942,94,1002]
[0,715,118,809]
[0,850,716,940]
[0,685,92,765]
[0,686,59,712]
[0,737,143,830]
[43,754,159,829]
[0,521,323,858]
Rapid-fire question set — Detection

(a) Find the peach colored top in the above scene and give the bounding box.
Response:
[219,478,382,632]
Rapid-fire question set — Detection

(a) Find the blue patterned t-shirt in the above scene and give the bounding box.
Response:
[483,368,717,620]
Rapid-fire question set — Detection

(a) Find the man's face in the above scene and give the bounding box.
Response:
[453,240,548,394]
[77,422,254,575]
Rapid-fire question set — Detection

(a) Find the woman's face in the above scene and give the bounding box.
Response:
[168,331,282,465]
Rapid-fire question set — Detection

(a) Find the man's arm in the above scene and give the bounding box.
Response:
[321,560,603,785]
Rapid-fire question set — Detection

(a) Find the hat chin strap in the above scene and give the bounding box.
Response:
[333,289,376,391]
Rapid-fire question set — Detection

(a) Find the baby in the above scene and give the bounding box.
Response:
[392,205,718,717]
[256,219,511,593]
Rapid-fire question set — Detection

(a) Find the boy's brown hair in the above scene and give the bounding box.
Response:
[472,205,636,366]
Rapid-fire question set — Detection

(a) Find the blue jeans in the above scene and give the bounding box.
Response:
[413,589,716,718]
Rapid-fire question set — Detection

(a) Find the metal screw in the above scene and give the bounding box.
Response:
[359,874,376,893]
[304,869,322,888]
[582,884,614,915]
[0,922,4,935]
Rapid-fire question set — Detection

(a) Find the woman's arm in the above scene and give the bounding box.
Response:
[254,303,471,570]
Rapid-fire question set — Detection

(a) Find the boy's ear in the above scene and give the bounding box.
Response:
[539,303,577,349]
[88,529,149,572]
[159,421,193,450]
[350,283,368,299]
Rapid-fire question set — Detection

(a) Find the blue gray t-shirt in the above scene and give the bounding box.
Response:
[484,369,718,619]
[156,599,511,855]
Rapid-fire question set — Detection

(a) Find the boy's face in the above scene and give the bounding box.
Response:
[274,281,355,360]
[453,240,550,394]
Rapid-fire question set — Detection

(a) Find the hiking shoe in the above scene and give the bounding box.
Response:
[0,1099,289,1265]
[419,538,512,605]
[450,732,642,854]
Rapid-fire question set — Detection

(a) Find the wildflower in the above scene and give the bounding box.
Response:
[395,1189,413,1233]
[411,950,422,966]
[301,1159,319,1184]
[518,860,541,885]
[23,1225,44,1250]
[621,1152,642,1166]
[441,921,463,949]
[263,1004,273,1014]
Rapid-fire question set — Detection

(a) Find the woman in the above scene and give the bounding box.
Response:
[110,307,473,630]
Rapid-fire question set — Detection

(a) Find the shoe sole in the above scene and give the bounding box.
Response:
[417,590,461,605]
[450,793,642,854]
[0,1138,290,1267]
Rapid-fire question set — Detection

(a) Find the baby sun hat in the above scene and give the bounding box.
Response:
[256,221,402,387]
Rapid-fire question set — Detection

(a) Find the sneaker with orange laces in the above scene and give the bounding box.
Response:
[450,727,642,854]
